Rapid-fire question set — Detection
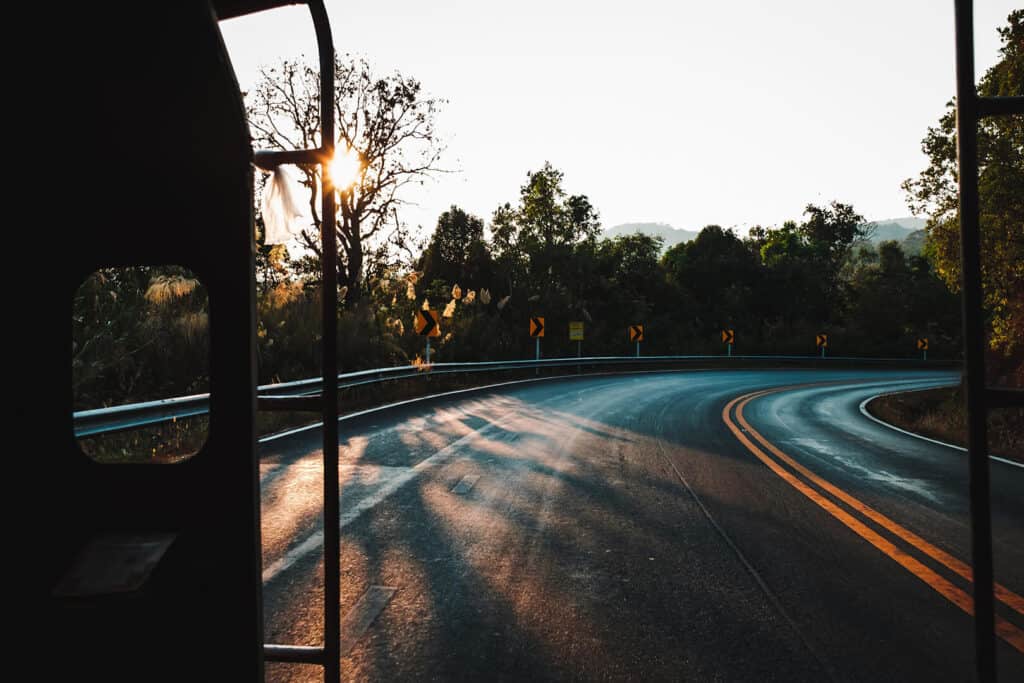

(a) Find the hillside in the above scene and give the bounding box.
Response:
[603,222,698,250]
[866,217,926,244]
[901,229,926,256]
[604,216,927,254]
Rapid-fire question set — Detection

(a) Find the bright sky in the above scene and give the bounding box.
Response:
[221,0,1016,237]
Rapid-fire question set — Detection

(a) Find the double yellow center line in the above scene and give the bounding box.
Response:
[721,387,1024,654]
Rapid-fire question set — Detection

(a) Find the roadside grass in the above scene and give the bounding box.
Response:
[868,386,1023,462]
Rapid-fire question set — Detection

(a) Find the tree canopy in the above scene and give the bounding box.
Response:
[247,55,446,303]
[903,10,1023,362]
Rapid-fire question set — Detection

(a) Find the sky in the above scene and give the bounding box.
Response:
[220,0,1016,238]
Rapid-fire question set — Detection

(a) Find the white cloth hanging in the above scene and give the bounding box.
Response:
[260,166,309,245]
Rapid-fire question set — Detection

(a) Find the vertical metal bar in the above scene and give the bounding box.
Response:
[426,337,431,364]
[953,2,996,680]
[308,2,340,682]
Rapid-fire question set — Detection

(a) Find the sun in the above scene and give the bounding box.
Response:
[328,145,363,190]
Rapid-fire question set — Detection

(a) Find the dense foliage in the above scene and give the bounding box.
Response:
[903,9,1022,380]
[71,171,962,410]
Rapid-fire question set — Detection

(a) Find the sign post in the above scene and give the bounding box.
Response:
[629,325,644,357]
[569,321,584,358]
[414,309,441,363]
[530,316,545,374]
[816,333,828,358]
[917,337,929,361]
[721,329,735,357]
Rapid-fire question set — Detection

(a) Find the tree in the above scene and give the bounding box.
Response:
[419,206,492,289]
[663,226,764,335]
[489,162,601,297]
[596,233,665,321]
[845,241,961,355]
[799,201,869,302]
[902,10,1023,359]
[247,55,446,303]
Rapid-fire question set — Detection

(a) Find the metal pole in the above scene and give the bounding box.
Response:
[728,343,732,357]
[309,2,340,681]
[426,337,431,364]
[954,3,996,679]
[820,346,825,359]
[577,340,581,358]
[636,341,640,358]
[535,337,540,376]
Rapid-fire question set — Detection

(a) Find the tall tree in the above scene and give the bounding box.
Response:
[799,201,869,304]
[597,233,664,312]
[664,225,764,331]
[903,10,1023,358]
[489,162,601,296]
[247,55,446,302]
[419,206,492,289]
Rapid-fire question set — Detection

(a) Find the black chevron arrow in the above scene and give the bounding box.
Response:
[418,311,437,336]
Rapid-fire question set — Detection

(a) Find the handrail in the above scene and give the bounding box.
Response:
[73,354,960,437]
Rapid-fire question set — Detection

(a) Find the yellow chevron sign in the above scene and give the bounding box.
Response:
[529,316,545,338]
[629,325,644,343]
[415,309,440,337]
[917,338,929,351]
[816,334,828,348]
[721,329,735,345]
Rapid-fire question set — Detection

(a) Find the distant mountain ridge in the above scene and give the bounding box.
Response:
[901,230,926,256]
[603,217,927,253]
[602,222,698,250]
[865,217,926,244]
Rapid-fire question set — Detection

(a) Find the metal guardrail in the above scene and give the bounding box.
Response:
[73,354,959,437]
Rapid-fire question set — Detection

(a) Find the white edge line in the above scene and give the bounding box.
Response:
[259,366,746,582]
[858,386,1024,470]
[260,372,675,582]
[259,370,985,582]
[256,366,733,445]
[263,415,498,583]
[261,385,563,583]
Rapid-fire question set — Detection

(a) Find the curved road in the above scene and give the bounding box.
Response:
[256,368,1024,682]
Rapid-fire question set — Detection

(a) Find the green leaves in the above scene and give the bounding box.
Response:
[903,10,1023,358]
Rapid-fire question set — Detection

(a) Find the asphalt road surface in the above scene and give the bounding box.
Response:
[256,368,1024,682]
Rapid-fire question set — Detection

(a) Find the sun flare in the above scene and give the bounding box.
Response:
[328,146,362,190]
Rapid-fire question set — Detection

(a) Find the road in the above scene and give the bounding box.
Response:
[256,368,1024,682]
